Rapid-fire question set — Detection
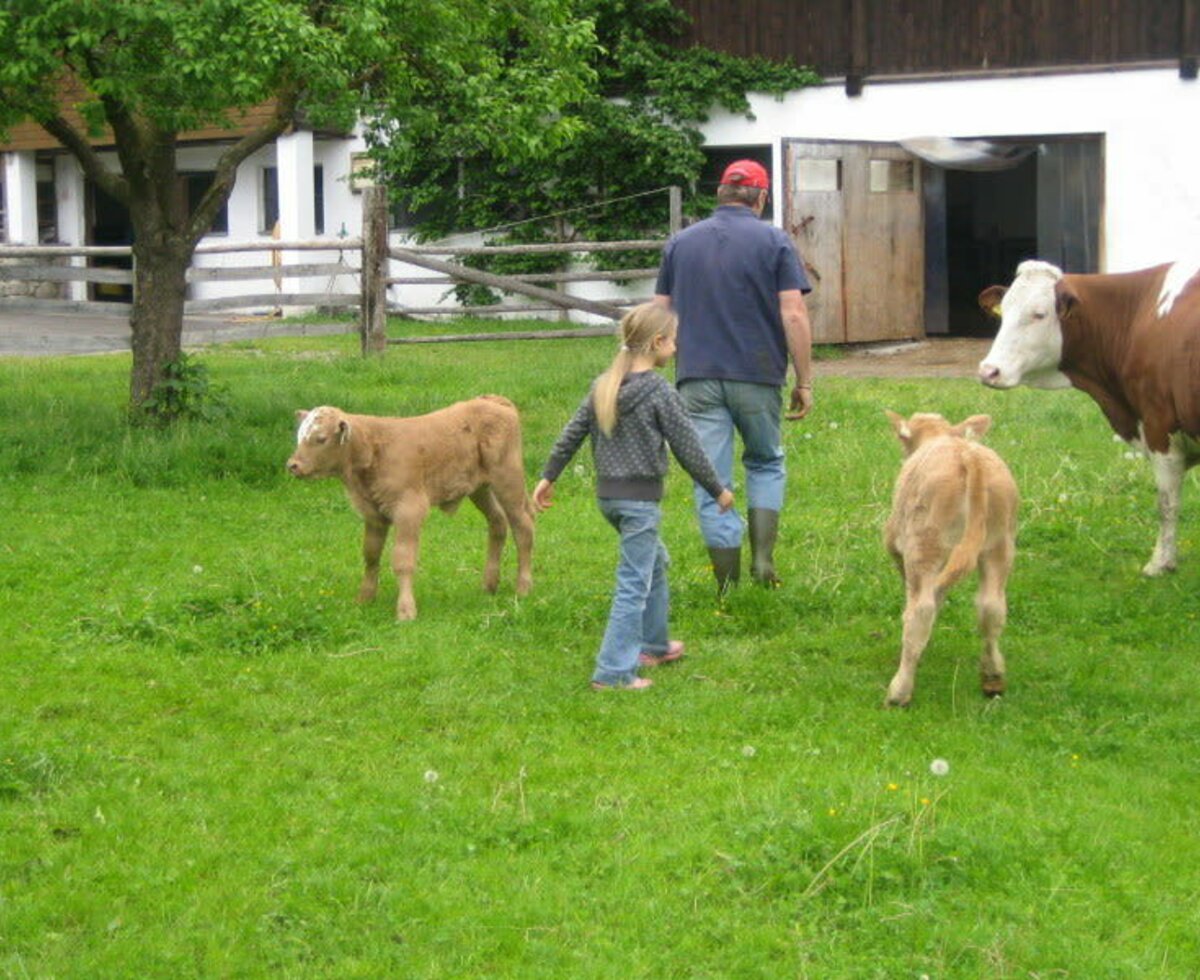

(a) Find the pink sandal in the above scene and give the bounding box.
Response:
[591,677,654,691]
[638,640,685,667]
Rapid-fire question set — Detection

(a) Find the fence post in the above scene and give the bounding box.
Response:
[669,186,682,235]
[360,184,389,355]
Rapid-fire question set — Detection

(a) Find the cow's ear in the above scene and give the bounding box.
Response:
[1055,283,1078,320]
[295,409,309,422]
[978,286,1006,318]
[954,414,992,441]
[337,419,351,444]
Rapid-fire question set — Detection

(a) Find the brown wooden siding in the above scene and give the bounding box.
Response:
[1,92,281,153]
[674,0,1196,77]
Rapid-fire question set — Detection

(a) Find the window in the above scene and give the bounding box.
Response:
[794,158,841,193]
[313,165,324,235]
[260,165,326,234]
[261,166,279,234]
[869,159,915,193]
[183,171,229,235]
[36,157,58,243]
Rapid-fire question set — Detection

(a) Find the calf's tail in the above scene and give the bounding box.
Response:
[936,449,988,594]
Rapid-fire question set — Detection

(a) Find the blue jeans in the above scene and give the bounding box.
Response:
[593,499,671,686]
[679,379,785,548]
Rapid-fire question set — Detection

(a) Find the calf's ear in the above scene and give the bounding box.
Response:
[337,419,351,444]
[953,414,992,441]
[295,409,310,422]
[978,286,1006,318]
[885,409,911,443]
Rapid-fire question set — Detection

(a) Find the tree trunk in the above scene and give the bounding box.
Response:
[128,239,192,410]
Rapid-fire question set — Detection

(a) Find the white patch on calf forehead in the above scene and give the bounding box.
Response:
[296,407,332,444]
[1156,258,1200,318]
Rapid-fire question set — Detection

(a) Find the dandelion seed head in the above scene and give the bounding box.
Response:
[929,758,950,776]
[423,769,440,784]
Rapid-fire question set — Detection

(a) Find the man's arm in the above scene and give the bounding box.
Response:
[780,288,813,420]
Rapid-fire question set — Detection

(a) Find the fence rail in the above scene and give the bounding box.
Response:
[0,186,679,350]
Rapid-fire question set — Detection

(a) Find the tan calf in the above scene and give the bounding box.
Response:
[287,395,534,620]
[882,411,1018,707]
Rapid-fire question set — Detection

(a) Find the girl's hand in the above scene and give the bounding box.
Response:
[532,478,555,511]
[716,488,735,513]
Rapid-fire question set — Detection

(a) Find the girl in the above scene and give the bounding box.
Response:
[534,302,734,690]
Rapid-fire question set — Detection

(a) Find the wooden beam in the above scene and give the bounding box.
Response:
[389,246,625,321]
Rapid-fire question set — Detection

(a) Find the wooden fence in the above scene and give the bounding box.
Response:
[0,185,678,354]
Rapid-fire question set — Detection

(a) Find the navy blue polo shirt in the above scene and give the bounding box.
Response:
[655,206,811,387]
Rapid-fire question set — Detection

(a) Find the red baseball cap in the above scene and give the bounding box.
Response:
[719,159,770,190]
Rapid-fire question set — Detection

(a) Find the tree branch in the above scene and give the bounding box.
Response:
[185,86,303,245]
[38,113,128,203]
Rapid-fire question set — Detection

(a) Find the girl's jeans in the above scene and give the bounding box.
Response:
[593,498,671,685]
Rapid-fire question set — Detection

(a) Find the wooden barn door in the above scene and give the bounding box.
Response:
[784,140,924,344]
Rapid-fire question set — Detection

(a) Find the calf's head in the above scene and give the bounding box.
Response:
[886,410,991,456]
[977,259,1073,390]
[287,406,352,478]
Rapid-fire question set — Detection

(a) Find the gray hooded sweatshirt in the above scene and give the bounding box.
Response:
[541,370,726,502]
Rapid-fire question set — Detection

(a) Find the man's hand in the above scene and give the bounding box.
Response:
[785,384,812,421]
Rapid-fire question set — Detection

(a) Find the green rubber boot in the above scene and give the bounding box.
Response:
[707,546,741,597]
[748,508,781,587]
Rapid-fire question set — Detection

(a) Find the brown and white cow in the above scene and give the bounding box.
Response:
[883,411,1019,707]
[979,258,1200,575]
[287,395,534,620]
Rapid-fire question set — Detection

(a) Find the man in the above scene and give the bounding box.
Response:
[654,158,813,592]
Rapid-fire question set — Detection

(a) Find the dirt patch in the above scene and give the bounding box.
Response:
[815,337,991,380]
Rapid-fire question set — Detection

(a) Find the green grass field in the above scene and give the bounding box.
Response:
[2,329,1198,977]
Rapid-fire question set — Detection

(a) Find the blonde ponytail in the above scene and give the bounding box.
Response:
[592,302,678,436]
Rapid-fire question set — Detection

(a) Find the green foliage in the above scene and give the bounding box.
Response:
[0,0,595,410]
[3,335,1200,974]
[376,0,820,280]
[137,352,230,425]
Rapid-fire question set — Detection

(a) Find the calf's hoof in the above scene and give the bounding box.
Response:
[395,600,417,621]
[981,676,1006,698]
[481,573,500,594]
[515,575,532,597]
[1141,557,1176,577]
[355,588,377,605]
[884,678,913,708]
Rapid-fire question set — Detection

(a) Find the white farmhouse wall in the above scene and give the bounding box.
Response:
[8,66,1195,318]
[700,67,1200,273]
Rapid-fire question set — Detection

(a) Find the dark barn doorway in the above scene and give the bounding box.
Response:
[944,154,1038,335]
[922,135,1103,336]
[88,181,134,303]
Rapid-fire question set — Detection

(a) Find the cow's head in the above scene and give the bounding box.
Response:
[977,260,1073,390]
[886,410,991,457]
[287,406,352,478]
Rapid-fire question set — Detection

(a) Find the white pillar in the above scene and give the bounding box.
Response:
[275,130,315,307]
[3,151,40,244]
[55,155,88,300]
[276,129,315,241]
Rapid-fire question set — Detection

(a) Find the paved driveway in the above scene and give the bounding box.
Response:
[0,309,353,356]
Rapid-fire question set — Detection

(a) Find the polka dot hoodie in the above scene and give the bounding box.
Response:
[541,370,727,502]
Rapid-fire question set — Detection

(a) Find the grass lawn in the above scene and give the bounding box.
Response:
[1,328,1198,977]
